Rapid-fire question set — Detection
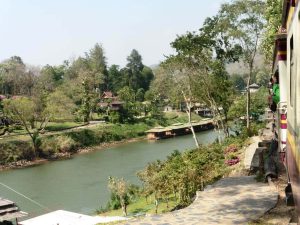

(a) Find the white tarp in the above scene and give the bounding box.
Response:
[19,210,128,225]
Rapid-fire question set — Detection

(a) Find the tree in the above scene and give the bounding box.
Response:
[165,20,238,138]
[0,56,26,96]
[230,74,246,91]
[108,177,129,216]
[108,65,123,93]
[140,66,154,91]
[87,43,108,93]
[45,90,76,122]
[261,0,283,63]
[39,64,65,92]
[135,88,145,102]
[124,49,153,92]
[78,77,92,123]
[137,160,165,213]
[149,67,180,107]
[256,70,269,87]
[215,0,266,129]
[117,86,137,123]
[161,58,200,147]
[228,87,269,120]
[3,97,46,156]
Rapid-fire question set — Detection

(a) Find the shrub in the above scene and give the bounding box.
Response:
[224,144,238,154]
[225,152,240,166]
[40,135,78,157]
[0,141,33,164]
[225,157,240,166]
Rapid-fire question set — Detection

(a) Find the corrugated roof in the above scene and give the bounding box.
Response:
[146,119,213,133]
[0,198,14,207]
[0,211,27,221]
[0,198,28,222]
[19,210,127,225]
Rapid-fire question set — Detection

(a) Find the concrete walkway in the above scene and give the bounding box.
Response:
[244,136,261,170]
[125,176,278,225]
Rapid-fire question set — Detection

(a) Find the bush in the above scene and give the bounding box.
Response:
[40,135,78,157]
[109,112,121,124]
[0,141,33,164]
[224,144,238,154]
[225,157,240,166]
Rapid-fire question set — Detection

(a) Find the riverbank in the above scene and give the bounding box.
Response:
[0,134,146,171]
[0,123,151,170]
[0,112,207,169]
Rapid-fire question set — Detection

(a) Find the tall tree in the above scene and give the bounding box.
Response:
[108,65,123,93]
[87,43,108,93]
[39,64,65,92]
[215,0,266,129]
[167,15,239,138]
[0,56,27,96]
[125,49,144,91]
[162,58,200,147]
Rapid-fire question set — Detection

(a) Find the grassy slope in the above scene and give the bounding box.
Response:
[100,195,178,217]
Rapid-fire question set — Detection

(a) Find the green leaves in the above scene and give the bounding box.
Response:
[138,144,226,205]
[261,0,283,62]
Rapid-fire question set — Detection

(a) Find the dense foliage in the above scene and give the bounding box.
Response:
[261,0,284,63]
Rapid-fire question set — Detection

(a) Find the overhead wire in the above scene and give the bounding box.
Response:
[0,182,50,211]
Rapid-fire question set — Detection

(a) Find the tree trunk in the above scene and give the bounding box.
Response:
[173,190,177,202]
[186,104,199,148]
[121,200,127,216]
[166,197,169,208]
[224,113,229,137]
[246,75,251,130]
[30,119,35,129]
[155,198,158,214]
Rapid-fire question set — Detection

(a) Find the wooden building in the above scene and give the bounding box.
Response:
[146,119,214,140]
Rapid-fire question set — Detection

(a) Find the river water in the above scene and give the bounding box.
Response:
[0,130,218,218]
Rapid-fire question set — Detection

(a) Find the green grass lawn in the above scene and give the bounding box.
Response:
[0,121,86,143]
[99,195,178,217]
[44,121,85,131]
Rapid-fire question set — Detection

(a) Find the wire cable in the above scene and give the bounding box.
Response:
[0,182,50,211]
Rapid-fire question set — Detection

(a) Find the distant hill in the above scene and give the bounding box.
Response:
[149,64,159,69]
[226,54,266,76]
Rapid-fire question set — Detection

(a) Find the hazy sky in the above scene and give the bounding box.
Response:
[0,0,228,67]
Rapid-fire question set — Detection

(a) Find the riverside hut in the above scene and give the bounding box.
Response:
[145,126,172,140]
[145,119,214,140]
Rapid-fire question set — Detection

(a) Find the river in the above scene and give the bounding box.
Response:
[0,130,218,218]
